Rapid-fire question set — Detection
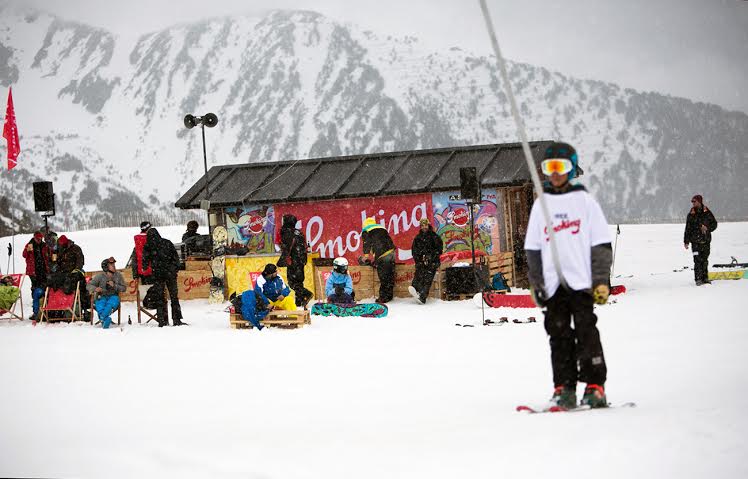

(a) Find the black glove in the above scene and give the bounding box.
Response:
[530,286,548,308]
[335,285,345,296]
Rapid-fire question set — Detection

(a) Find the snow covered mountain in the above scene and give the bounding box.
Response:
[1,3,746,234]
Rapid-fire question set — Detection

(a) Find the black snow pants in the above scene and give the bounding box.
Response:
[411,262,438,298]
[154,275,183,324]
[692,242,710,284]
[543,288,607,388]
[375,254,395,303]
[286,264,312,306]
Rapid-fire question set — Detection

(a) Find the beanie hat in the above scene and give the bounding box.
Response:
[692,194,703,204]
[544,142,578,179]
[140,221,152,232]
[58,235,69,247]
[419,218,430,227]
[262,263,277,277]
[362,217,384,233]
[33,231,44,240]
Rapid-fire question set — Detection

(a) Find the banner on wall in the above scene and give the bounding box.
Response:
[275,194,432,264]
[432,191,498,254]
[224,205,276,254]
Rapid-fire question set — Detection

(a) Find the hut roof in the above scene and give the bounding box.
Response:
[175,141,575,209]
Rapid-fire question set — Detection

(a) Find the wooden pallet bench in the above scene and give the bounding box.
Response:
[229,309,310,330]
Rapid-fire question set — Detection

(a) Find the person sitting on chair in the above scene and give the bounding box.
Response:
[0,275,21,311]
[326,257,355,304]
[87,257,126,329]
[254,264,295,311]
[57,235,90,321]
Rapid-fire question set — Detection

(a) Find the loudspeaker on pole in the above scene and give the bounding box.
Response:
[459,167,480,203]
[32,181,55,212]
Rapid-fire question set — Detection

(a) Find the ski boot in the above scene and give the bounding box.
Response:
[549,385,577,410]
[581,384,608,408]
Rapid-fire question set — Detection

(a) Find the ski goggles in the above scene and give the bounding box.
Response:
[541,158,573,176]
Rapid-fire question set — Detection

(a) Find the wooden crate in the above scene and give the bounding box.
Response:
[185,258,212,271]
[229,309,310,329]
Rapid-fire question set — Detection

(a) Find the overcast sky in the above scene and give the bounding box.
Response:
[14,0,748,113]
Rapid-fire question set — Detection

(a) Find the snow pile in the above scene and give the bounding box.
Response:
[1,222,747,478]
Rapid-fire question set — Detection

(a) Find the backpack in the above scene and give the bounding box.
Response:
[491,272,511,292]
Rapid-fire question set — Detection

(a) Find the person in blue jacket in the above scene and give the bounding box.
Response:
[240,289,269,330]
[325,257,355,304]
[254,263,295,310]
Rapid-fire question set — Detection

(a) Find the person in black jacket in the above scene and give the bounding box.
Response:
[143,228,185,326]
[361,217,396,303]
[276,214,313,308]
[684,194,718,286]
[408,218,443,304]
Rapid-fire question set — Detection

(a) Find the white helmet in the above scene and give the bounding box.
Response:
[333,257,349,274]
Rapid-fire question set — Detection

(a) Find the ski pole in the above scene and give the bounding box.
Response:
[610,225,620,277]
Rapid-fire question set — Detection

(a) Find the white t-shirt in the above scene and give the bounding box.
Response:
[524,188,611,297]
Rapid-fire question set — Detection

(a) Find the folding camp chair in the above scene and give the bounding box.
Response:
[0,273,24,321]
[135,279,165,324]
[40,285,82,323]
[90,292,122,326]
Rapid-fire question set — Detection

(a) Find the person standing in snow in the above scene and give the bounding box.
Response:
[683,194,717,286]
[21,231,51,321]
[361,217,395,303]
[276,214,313,308]
[408,218,443,304]
[524,142,613,410]
[143,227,185,327]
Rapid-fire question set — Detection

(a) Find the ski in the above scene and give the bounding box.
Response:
[516,401,636,414]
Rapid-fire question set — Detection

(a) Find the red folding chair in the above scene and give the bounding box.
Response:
[40,285,82,323]
[0,274,24,321]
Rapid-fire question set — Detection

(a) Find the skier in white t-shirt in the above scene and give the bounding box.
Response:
[524,142,613,410]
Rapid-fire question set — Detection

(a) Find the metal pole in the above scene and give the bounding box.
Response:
[478,0,567,289]
[201,122,211,229]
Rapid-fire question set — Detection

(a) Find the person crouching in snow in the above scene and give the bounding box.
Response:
[254,264,295,311]
[87,257,126,329]
[238,289,270,330]
[524,142,613,410]
[326,257,355,304]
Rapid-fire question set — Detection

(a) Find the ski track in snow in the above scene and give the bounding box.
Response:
[0,222,747,478]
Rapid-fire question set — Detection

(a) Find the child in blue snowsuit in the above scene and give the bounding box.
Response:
[325,257,355,304]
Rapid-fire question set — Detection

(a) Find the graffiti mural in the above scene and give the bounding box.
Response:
[432,191,498,254]
[224,205,276,254]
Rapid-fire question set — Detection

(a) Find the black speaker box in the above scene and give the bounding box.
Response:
[32,181,54,212]
[459,167,480,203]
[445,264,489,295]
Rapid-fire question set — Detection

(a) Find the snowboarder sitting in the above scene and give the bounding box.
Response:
[254,264,296,311]
[86,257,126,329]
[524,142,613,410]
[0,275,21,311]
[326,257,355,304]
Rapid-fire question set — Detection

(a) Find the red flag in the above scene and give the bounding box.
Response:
[3,87,21,170]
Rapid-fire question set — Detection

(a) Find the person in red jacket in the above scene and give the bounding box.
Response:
[22,231,51,320]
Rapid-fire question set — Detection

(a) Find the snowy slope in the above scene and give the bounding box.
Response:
[1,3,747,229]
[0,222,747,478]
